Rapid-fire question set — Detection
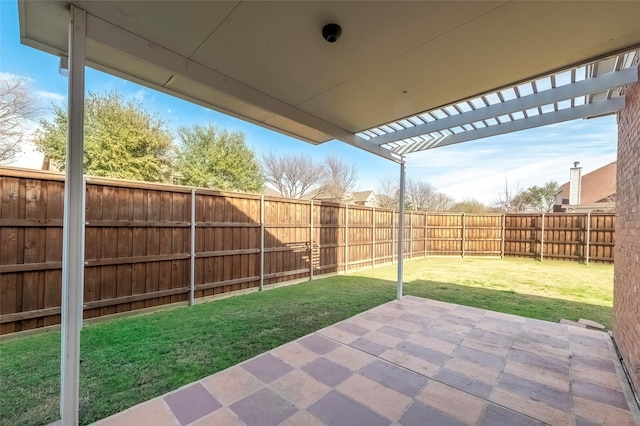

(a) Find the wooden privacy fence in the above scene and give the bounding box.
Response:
[0,168,615,334]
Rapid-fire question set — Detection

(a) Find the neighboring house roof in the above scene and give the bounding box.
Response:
[559,161,616,204]
[301,189,350,202]
[261,187,282,197]
[352,190,375,203]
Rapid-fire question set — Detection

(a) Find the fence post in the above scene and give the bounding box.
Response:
[259,195,265,291]
[392,210,396,264]
[409,211,413,259]
[189,189,196,305]
[540,213,545,262]
[345,204,349,273]
[500,214,506,259]
[461,213,466,258]
[585,212,591,265]
[424,212,428,257]
[310,200,314,279]
[371,207,376,268]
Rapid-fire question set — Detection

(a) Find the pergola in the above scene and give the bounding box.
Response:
[18,1,640,424]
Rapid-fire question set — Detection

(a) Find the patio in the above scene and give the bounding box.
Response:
[93,296,638,426]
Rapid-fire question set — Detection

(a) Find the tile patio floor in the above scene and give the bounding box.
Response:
[94,296,639,426]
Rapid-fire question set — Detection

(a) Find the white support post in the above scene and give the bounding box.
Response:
[397,163,406,299]
[60,6,85,425]
[260,195,265,291]
[189,189,196,305]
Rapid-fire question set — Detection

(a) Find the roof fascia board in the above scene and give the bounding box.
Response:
[400,97,625,152]
[84,11,399,162]
[370,66,638,147]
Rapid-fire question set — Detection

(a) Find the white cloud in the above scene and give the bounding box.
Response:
[401,116,617,203]
[36,90,66,105]
[0,72,34,83]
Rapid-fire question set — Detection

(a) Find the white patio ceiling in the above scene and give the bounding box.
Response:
[18,1,640,163]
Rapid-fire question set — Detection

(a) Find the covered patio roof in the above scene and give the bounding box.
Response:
[19,1,640,162]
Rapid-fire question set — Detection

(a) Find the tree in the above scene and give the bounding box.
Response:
[176,124,263,192]
[34,91,173,182]
[492,179,530,213]
[376,176,400,209]
[262,151,323,198]
[430,192,456,212]
[450,198,488,213]
[406,180,436,211]
[0,77,39,164]
[317,155,359,202]
[406,179,455,212]
[525,181,561,213]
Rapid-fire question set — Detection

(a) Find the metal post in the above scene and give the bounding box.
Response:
[310,200,314,279]
[189,189,196,305]
[540,213,545,262]
[259,195,265,290]
[397,162,406,299]
[345,204,349,273]
[585,212,591,265]
[500,214,506,258]
[60,6,85,425]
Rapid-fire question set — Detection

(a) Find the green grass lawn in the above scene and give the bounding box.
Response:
[0,257,613,425]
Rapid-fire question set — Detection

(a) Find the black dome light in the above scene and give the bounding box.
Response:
[322,23,342,43]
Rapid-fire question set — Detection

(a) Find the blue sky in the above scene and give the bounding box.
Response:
[0,1,617,203]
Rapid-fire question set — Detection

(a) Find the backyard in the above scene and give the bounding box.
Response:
[0,257,614,426]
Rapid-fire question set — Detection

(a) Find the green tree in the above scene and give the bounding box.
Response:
[525,181,561,213]
[176,124,263,192]
[34,91,173,182]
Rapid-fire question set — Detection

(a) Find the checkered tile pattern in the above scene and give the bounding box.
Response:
[93,296,639,425]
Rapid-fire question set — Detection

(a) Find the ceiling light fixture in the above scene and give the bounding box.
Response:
[322,23,342,43]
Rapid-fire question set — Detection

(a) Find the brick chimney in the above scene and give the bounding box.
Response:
[569,161,582,205]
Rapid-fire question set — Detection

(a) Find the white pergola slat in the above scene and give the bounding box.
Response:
[359,51,639,154]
